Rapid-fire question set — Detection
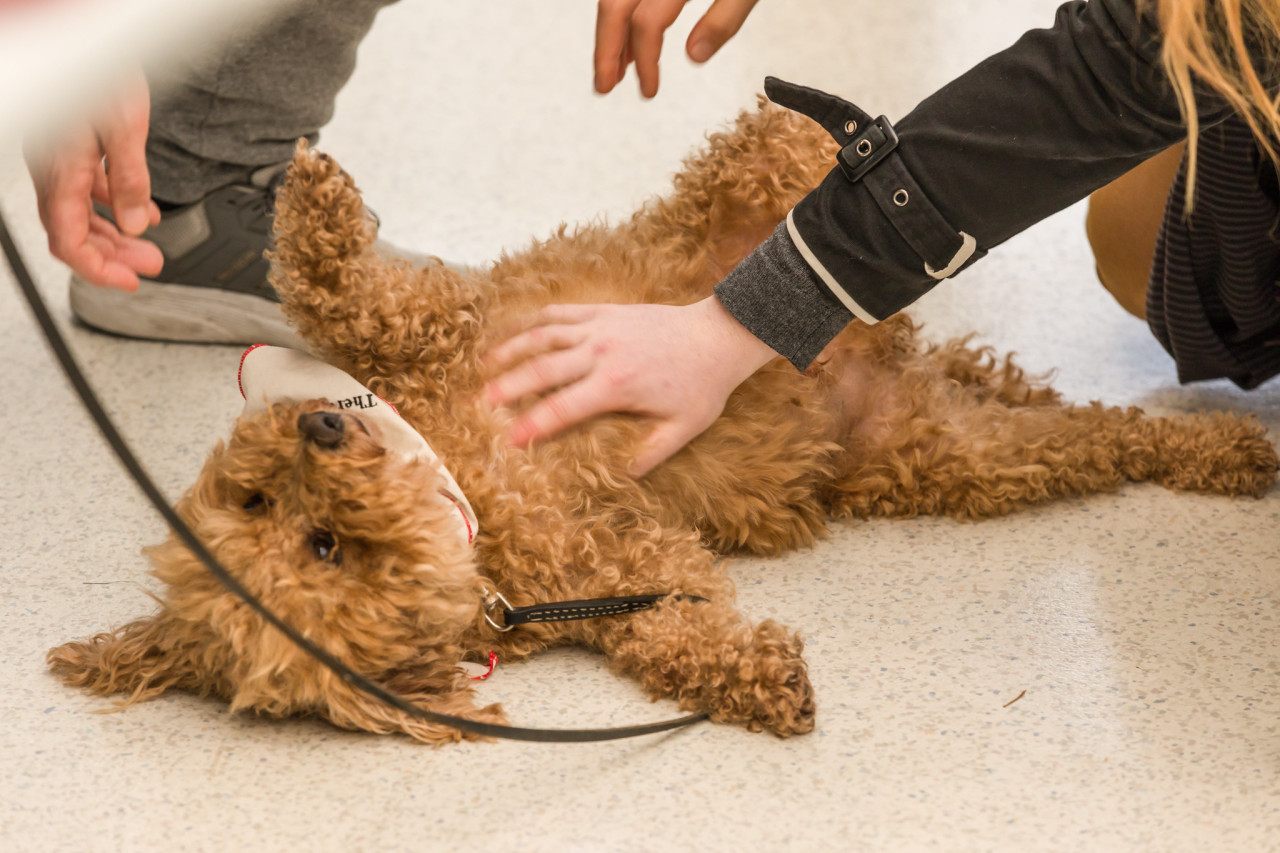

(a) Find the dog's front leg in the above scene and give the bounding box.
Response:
[593,598,816,737]
[268,142,484,376]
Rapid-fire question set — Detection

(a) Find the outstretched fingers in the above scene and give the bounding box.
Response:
[486,304,620,446]
[686,0,760,62]
[485,304,596,373]
[484,297,777,475]
[486,344,596,411]
[504,374,621,449]
[593,0,762,96]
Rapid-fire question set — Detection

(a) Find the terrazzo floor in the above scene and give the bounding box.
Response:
[2,2,1277,850]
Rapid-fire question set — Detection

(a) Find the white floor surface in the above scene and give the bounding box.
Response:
[2,2,1278,850]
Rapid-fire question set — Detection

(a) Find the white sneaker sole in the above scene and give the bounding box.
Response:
[69,241,462,348]
[69,275,304,348]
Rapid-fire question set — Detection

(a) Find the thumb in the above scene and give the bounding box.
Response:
[629,420,701,477]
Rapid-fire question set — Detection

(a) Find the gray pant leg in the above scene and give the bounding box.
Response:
[147,0,399,203]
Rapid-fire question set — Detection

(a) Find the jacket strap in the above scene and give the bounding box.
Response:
[764,76,977,281]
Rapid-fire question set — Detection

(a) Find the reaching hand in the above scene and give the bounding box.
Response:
[25,71,162,291]
[594,0,762,97]
[485,295,779,476]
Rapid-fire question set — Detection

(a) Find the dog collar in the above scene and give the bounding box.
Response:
[237,345,478,545]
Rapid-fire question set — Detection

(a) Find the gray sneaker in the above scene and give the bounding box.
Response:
[69,162,304,348]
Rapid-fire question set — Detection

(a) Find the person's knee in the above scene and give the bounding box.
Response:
[1085,199,1149,320]
[1084,143,1184,321]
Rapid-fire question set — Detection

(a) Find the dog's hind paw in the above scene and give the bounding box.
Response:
[1152,414,1279,498]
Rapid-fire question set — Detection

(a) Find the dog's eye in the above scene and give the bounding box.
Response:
[309,530,341,564]
[243,493,270,513]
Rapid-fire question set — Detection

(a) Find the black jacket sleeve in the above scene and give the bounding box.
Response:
[714,0,1237,369]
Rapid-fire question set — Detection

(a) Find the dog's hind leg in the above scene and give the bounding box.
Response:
[827,400,1277,520]
[925,335,1062,408]
[633,103,837,295]
[1135,410,1278,496]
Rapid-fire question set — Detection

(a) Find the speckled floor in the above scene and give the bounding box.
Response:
[2,2,1278,850]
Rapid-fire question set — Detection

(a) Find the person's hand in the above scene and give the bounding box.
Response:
[594,0,761,97]
[485,295,779,475]
[25,72,162,291]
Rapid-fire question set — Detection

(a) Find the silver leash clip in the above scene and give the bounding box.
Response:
[482,586,515,632]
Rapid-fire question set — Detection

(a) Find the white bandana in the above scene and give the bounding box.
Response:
[237,345,478,545]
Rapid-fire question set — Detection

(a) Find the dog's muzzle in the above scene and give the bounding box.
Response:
[238,344,479,545]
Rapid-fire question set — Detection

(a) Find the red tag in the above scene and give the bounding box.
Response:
[470,651,498,680]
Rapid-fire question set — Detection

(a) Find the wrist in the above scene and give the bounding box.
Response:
[697,295,779,381]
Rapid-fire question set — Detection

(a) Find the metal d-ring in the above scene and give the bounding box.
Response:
[483,587,515,632]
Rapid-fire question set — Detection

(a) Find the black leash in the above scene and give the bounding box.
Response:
[484,590,709,631]
[0,205,707,743]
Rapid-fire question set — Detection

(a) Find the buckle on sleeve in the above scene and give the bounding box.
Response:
[837,116,899,183]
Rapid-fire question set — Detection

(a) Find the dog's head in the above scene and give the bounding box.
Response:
[49,398,500,742]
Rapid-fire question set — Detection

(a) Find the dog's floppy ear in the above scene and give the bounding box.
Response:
[47,614,215,706]
[319,660,509,745]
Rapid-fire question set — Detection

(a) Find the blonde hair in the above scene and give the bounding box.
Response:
[1155,0,1280,198]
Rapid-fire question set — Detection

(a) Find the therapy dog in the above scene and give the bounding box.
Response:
[48,99,1278,742]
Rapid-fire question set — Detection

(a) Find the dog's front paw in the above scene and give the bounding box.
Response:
[606,604,817,737]
[747,655,816,737]
[718,619,816,737]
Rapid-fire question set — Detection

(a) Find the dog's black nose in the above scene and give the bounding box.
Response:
[297,411,345,448]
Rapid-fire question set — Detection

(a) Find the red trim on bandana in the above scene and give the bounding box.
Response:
[238,344,270,399]
[441,490,474,543]
[471,651,498,680]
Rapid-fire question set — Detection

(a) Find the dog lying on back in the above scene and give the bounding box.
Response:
[49,100,1278,743]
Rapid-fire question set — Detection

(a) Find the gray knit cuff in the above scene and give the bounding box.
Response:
[714,222,854,370]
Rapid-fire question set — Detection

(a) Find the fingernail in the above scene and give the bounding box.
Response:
[688,40,712,62]
[505,426,528,448]
[118,207,149,235]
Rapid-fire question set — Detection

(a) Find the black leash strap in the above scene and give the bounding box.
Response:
[498,594,709,628]
[0,206,707,743]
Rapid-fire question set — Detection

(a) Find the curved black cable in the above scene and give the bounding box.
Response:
[0,206,706,743]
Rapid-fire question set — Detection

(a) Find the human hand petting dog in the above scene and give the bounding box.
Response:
[594,0,761,97]
[485,295,778,476]
[24,71,162,291]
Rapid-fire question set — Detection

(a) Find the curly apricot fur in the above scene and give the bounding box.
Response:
[49,100,1276,743]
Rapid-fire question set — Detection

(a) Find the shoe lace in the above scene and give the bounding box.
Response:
[238,165,379,230]
[238,168,291,233]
